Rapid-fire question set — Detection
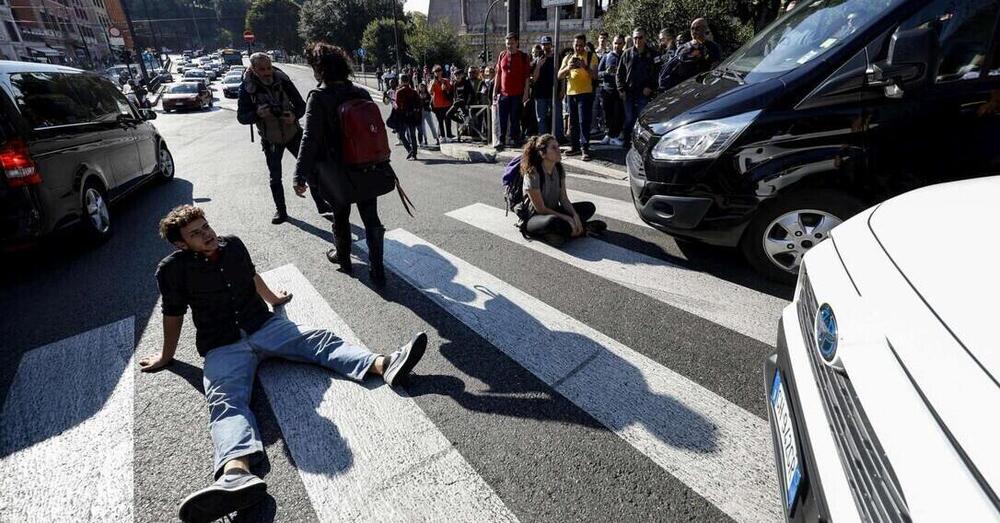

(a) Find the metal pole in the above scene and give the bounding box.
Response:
[552,5,559,135]
[191,4,202,50]
[390,0,402,70]
[121,0,149,81]
[141,0,163,68]
[483,0,501,66]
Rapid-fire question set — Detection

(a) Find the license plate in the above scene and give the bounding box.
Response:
[770,370,804,511]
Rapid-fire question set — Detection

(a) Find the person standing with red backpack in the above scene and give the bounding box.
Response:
[293,43,411,285]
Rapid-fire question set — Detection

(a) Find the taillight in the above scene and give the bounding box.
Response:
[0,138,42,188]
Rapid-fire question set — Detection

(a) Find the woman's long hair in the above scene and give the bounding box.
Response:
[305,42,353,85]
[520,134,558,178]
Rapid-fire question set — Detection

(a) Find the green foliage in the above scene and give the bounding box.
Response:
[406,13,469,69]
[362,18,408,67]
[601,0,758,54]
[215,0,250,36]
[217,28,236,48]
[298,0,405,54]
[246,0,304,51]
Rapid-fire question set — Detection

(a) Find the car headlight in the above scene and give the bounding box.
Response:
[650,110,760,161]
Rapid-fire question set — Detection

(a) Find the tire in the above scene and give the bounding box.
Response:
[157,143,175,182]
[741,189,864,284]
[80,180,112,243]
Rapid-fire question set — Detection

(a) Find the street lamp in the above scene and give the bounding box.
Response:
[482,0,503,66]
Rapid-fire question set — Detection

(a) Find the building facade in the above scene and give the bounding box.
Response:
[0,0,23,61]
[7,0,117,67]
[429,0,615,58]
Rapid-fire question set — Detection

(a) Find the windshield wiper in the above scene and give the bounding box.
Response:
[713,66,746,85]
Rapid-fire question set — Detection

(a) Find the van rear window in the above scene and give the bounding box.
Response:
[8,72,124,129]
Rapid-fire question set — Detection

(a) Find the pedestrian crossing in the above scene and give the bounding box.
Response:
[1,179,790,522]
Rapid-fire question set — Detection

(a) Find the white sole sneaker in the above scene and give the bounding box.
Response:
[178,473,267,523]
[384,332,428,387]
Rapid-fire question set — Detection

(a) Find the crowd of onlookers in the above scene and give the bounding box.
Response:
[374,16,724,162]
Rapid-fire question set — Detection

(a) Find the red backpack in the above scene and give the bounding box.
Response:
[337,98,391,166]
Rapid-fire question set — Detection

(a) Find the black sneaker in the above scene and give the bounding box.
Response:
[494,144,505,152]
[271,211,287,225]
[383,332,427,387]
[585,220,608,237]
[178,470,267,523]
[565,149,581,157]
[581,151,593,162]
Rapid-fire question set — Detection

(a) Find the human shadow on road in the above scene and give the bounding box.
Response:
[365,238,720,453]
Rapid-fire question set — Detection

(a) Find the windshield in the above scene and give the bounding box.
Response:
[169,84,199,93]
[722,0,905,82]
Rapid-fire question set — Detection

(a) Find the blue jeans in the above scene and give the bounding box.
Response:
[534,97,551,135]
[623,94,651,146]
[399,122,419,156]
[202,316,378,477]
[568,92,595,152]
[497,94,522,144]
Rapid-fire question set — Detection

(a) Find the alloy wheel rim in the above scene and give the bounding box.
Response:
[161,147,174,177]
[761,209,841,273]
[85,188,110,234]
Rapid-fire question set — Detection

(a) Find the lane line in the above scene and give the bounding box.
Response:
[0,318,135,521]
[446,203,785,345]
[362,230,781,523]
[258,265,519,523]
[565,188,651,229]
[566,171,630,187]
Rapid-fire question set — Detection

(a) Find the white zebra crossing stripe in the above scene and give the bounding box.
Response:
[446,203,786,345]
[565,171,631,187]
[368,229,781,523]
[0,318,135,521]
[565,189,652,229]
[258,265,519,523]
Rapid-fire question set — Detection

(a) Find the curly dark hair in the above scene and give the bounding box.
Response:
[159,205,205,244]
[305,42,353,84]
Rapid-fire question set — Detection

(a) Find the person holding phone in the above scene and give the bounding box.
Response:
[558,34,599,161]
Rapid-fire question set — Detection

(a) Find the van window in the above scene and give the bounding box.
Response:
[721,0,904,83]
[898,0,1000,82]
[8,72,122,128]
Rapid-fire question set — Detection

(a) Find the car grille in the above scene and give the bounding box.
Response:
[797,269,911,523]
[633,125,652,153]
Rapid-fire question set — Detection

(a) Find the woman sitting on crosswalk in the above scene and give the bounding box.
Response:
[521,134,606,246]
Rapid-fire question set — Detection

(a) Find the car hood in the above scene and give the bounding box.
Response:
[639,73,785,135]
[869,176,1000,383]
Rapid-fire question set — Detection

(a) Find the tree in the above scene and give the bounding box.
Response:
[298,0,404,53]
[601,0,756,55]
[215,0,251,37]
[406,13,468,69]
[245,0,303,52]
[362,18,407,68]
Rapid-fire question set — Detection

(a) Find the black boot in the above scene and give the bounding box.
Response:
[366,226,386,285]
[270,184,287,224]
[326,227,353,273]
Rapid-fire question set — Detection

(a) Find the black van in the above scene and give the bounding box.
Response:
[630,0,1000,282]
[0,61,174,248]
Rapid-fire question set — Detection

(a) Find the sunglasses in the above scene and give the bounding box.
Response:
[633,35,644,40]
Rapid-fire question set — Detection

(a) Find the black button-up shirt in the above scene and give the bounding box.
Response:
[155,235,272,356]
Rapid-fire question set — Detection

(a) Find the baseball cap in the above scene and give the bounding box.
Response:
[538,35,553,44]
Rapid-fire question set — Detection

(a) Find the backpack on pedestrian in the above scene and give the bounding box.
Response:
[310,85,415,216]
[500,155,545,237]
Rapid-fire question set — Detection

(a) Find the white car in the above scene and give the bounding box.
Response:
[766,177,1000,522]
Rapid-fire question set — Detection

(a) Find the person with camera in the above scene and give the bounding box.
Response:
[558,34,599,161]
[659,18,722,91]
[237,52,329,224]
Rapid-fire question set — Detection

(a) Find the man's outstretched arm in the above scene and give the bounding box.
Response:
[139,315,182,372]
[254,274,292,306]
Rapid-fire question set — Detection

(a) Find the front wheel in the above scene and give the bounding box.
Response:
[80,181,112,243]
[741,190,864,284]
[157,143,175,182]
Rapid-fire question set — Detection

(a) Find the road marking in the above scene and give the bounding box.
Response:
[446,203,785,345]
[565,171,631,187]
[565,189,651,229]
[258,265,518,523]
[364,230,781,523]
[0,318,135,521]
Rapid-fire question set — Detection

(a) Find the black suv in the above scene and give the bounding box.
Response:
[630,0,1000,283]
[0,61,174,248]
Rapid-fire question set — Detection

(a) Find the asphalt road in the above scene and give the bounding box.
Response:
[0,59,795,522]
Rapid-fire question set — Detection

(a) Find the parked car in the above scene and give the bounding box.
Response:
[630,0,1000,283]
[765,176,1000,522]
[181,69,211,84]
[220,75,242,98]
[0,61,173,247]
[161,82,213,112]
[182,50,193,59]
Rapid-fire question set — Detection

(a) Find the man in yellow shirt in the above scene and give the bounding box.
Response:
[558,33,599,161]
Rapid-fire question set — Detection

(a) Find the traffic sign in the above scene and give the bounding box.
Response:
[108,26,125,47]
[542,0,575,7]
[357,48,366,58]
[243,31,255,44]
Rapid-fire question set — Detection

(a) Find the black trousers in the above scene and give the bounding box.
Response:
[262,130,331,214]
[600,89,624,139]
[524,201,596,240]
[433,108,453,138]
[332,197,382,242]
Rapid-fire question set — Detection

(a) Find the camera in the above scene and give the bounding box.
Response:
[268,103,284,117]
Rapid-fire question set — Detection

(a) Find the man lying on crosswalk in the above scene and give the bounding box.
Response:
[137,204,428,522]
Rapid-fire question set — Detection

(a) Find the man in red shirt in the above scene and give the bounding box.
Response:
[492,32,531,151]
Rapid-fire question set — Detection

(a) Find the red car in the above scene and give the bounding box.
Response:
[161,82,213,112]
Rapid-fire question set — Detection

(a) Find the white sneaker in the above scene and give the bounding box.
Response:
[610,138,624,146]
[600,135,611,145]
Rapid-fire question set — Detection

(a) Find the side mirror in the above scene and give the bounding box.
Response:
[139,108,157,120]
[868,26,935,98]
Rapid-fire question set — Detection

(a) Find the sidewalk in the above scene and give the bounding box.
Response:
[439,141,628,182]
